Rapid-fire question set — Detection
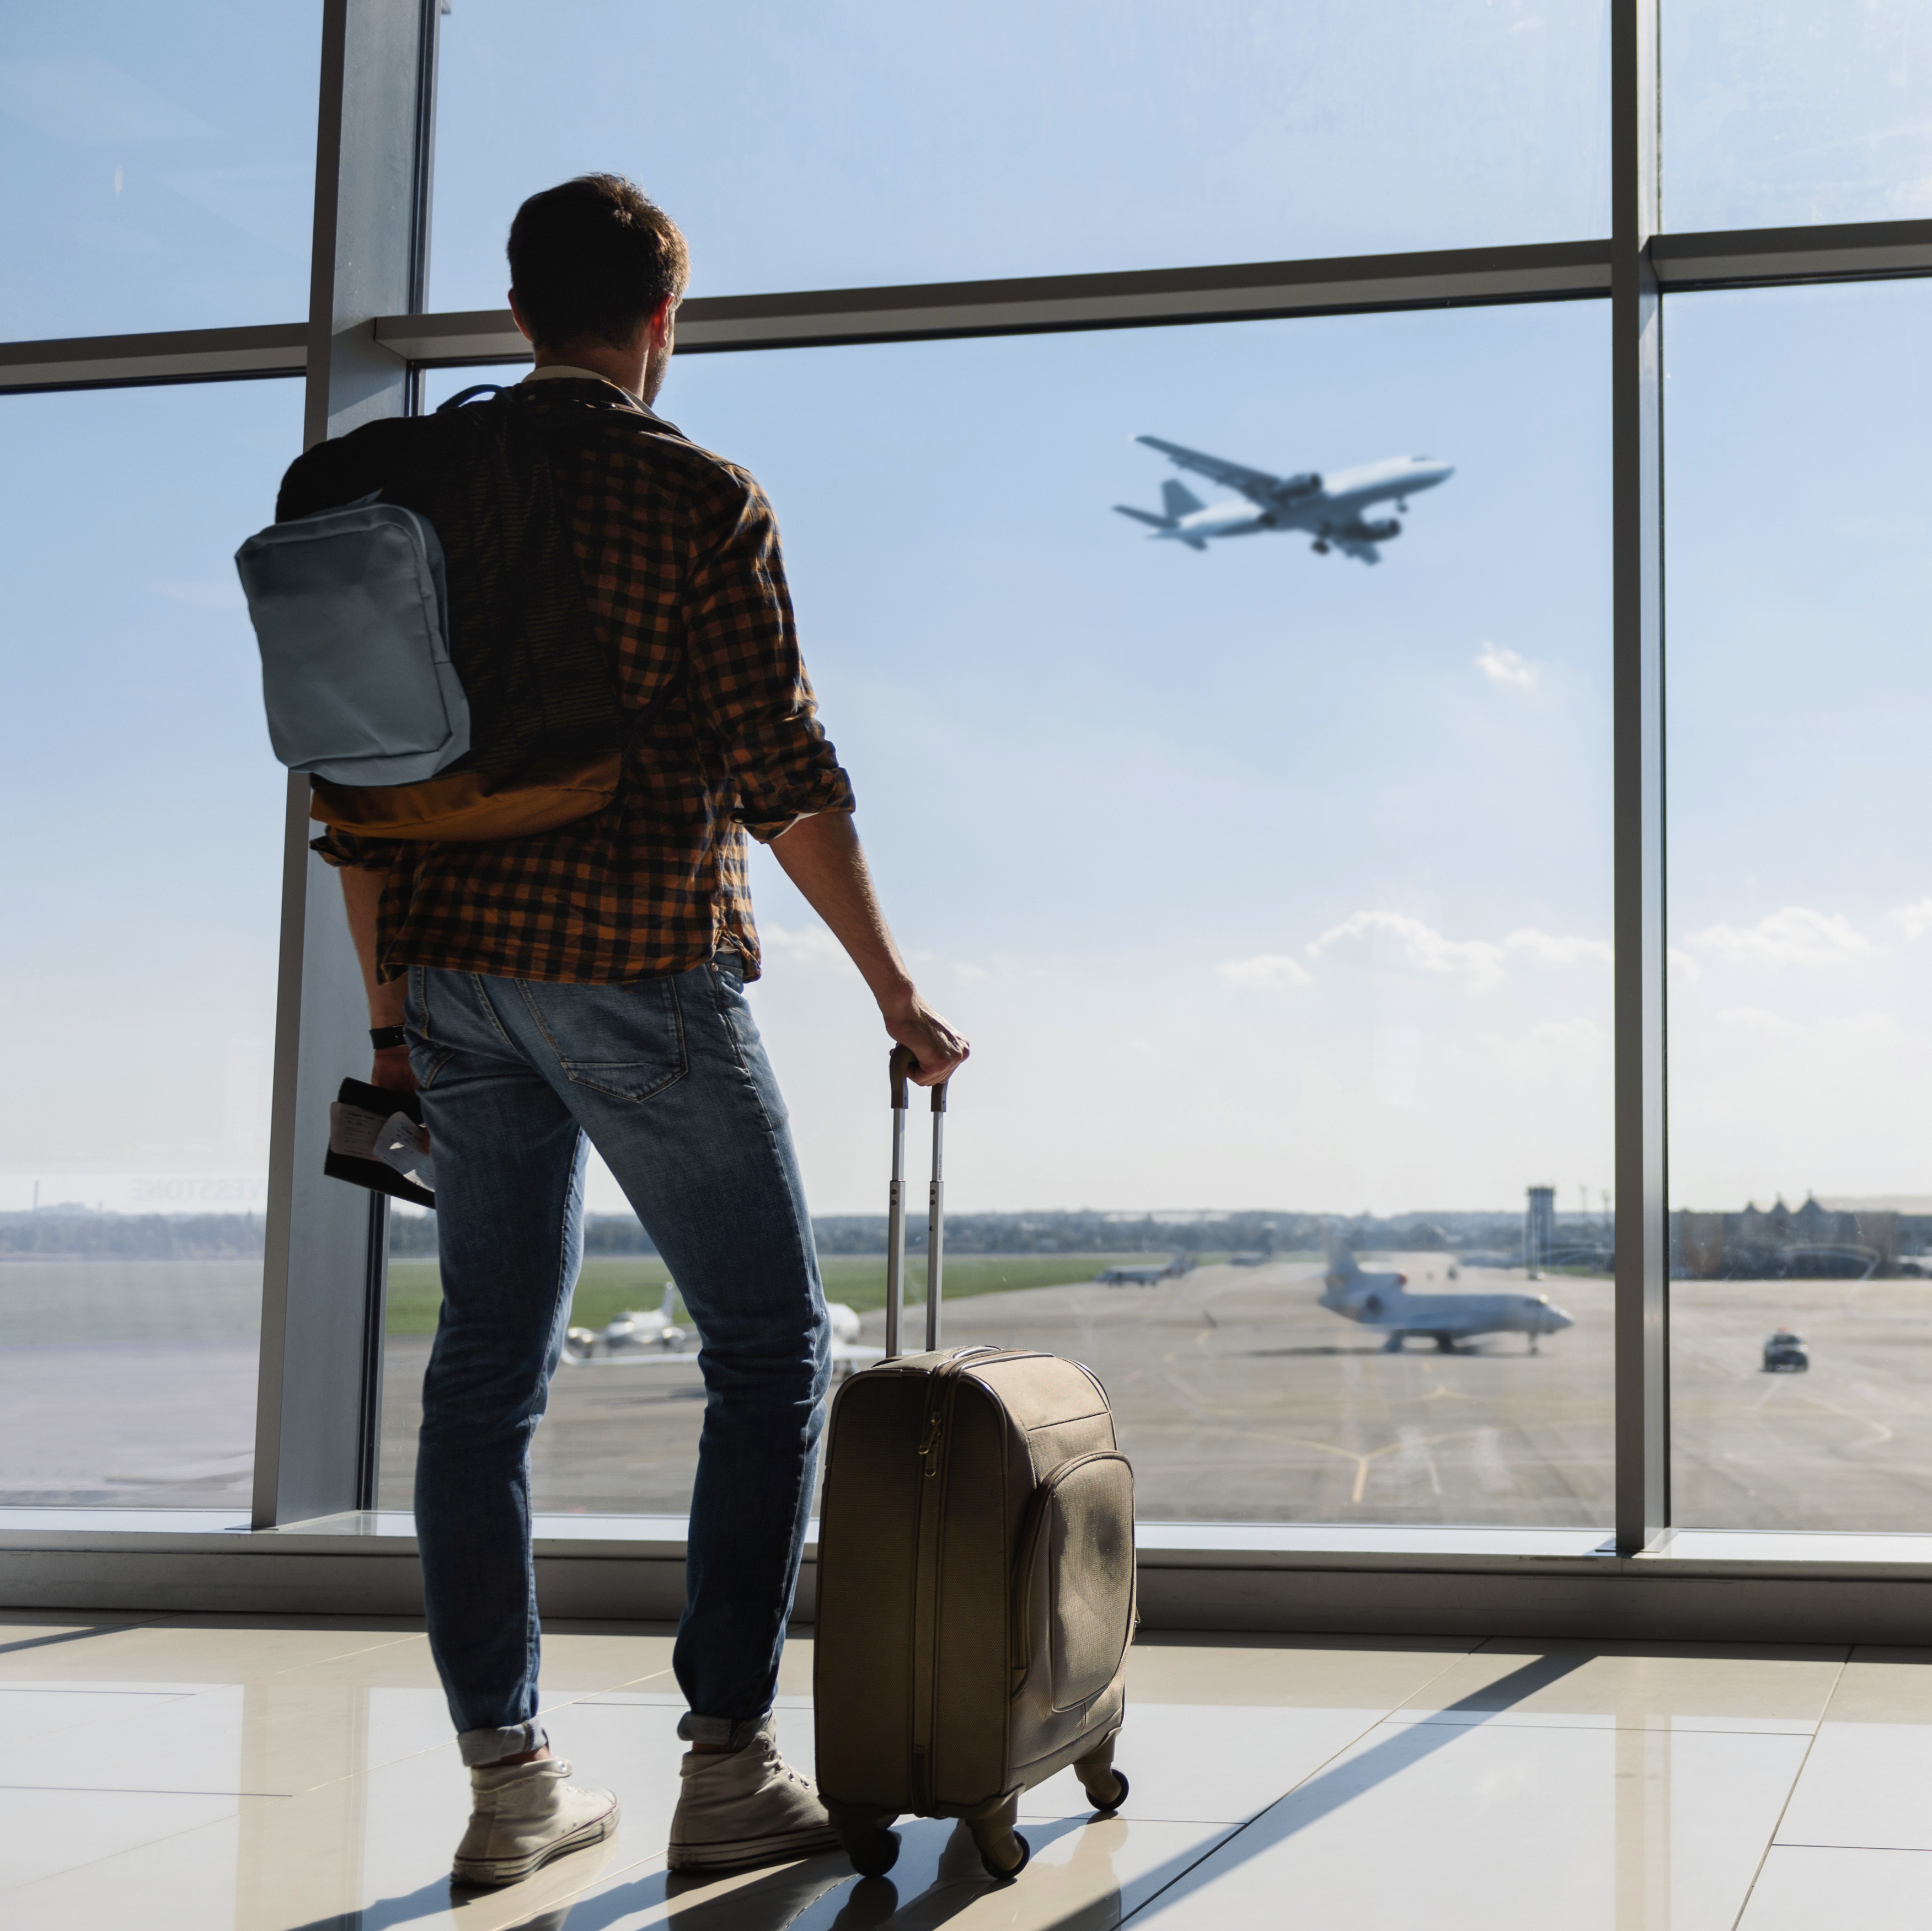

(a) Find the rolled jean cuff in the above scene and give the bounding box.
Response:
[677,1709,772,1752]
[459,1721,547,1767]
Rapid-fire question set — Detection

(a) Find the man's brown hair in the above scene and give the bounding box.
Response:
[507,174,688,351]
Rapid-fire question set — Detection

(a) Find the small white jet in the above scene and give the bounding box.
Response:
[560,1285,884,1379]
[1096,1253,1196,1288]
[1116,435,1454,564]
[1319,1246,1574,1354]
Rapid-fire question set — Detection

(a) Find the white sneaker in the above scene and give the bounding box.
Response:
[452,1755,618,1888]
[666,1716,842,1872]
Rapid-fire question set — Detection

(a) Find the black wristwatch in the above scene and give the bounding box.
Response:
[370,1025,408,1050]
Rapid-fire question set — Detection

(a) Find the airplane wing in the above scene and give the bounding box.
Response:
[1136,436,1284,509]
[1334,539,1383,565]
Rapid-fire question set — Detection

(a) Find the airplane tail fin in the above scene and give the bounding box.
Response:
[660,1282,678,1322]
[1114,503,1174,530]
[1326,1239,1361,1279]
[1161,479,1205,520]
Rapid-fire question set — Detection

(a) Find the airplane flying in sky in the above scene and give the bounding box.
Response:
[1116,436,1454,563]
[1319,1245,1573,1353]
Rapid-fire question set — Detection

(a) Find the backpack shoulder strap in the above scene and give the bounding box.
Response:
[436,383,510,413]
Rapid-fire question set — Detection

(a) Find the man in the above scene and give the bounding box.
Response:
[311,175,967,1886]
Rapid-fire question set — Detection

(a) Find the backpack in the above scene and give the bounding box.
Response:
[237,383,673,842]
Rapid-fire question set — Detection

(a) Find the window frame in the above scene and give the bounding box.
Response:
[7,0,1932,1627]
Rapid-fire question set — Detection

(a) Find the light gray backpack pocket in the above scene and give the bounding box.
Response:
[236,495,470,785]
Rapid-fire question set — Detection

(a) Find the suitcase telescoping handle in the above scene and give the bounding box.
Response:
[885,1045,949,1360]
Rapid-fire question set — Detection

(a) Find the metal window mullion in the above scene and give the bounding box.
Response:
[1612,0,1669,1554]
[253,0,441,1530]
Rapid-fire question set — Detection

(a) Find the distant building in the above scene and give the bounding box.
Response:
[1671,1194,1914,1279]
[1524,1186,1557,1272]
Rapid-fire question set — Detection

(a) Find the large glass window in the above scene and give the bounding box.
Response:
[429,0,1611,309]
[1666,281,1932,1532]
[0,379,299,1508]
[385,306,1613,1525]
[0,2,322,340]
[1663,1,1932,233]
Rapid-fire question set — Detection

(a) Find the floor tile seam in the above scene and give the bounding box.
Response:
[1728,1652,1848,1931]
[0,1796,270,1900]
[1379,1630,1498,1718]
[604,1666,677,1692]
[0,1782,295,1797]
[265,1631,431,1678]
[1386,1715,1820,1737]
[528,1847,671,1918]
[1115,1692,1420,1924]
[1770,1840,1932,1855]
[0,1686,188,1699]
[269,1736,467,1799]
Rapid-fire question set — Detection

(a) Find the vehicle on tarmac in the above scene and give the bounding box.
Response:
[1319,1244,1574,1353]
[1115,436,1454,563]
[561,1284,883,1379]
[1096,1253,1197,1287]
[1762,1328,1810,1373]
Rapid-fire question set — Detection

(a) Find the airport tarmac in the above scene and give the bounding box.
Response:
[12,1256,1932,1534]
[375,1254,1932,1532]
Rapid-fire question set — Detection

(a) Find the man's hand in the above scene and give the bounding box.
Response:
[768,812,971,1087]
[883,992,969,1088]
[370,1044,418,1097]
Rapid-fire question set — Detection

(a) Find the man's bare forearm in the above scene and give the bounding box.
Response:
[768,811,913,1013]
[768,811,968,1084]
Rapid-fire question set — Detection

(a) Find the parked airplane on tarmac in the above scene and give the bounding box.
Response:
[1097,1253,1197,1287]
[1319,1245,1574,1353]
[562,1285,884,1379]
[1116,436,1454,563]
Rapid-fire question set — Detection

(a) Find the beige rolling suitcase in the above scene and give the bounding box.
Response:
[812,1049,1135,1881]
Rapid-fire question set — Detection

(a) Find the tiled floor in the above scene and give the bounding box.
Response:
[3,1612,1928,1928]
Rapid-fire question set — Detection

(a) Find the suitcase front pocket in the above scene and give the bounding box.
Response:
[1014,1450,1136,1714]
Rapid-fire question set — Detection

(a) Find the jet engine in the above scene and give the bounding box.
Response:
[1352,517,1401,542]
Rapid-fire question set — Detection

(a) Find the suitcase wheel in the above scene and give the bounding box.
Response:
[1074,1755,1130,1815]
[972,1824,1030,1881]
[835,1818,900,1879]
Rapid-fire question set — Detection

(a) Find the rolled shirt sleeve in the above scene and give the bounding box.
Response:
[683,478,855,843]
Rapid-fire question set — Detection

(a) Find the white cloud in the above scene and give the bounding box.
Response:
[1476,641,1537,687]
[757,923,851,971]
[1216,953,1314,992]
[1888,897,1932,940]
[1504,929,1613,968]
[1718,1007,1805,1036]
[1307,910,1505,988]
[149,579,247,612]
[1685,906,1871,968]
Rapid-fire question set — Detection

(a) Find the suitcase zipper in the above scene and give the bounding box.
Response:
[909,1362,970,1809]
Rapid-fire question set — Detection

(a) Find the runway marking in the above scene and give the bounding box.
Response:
[1254,1427,1505,1504]
[1790,1388,1895,1449]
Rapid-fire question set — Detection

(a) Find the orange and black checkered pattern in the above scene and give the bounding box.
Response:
[312,379,853,985]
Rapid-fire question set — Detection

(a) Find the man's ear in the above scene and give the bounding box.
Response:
[508,292,537,345]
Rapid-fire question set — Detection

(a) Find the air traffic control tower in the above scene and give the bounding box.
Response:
[1524,1185,1557,1275]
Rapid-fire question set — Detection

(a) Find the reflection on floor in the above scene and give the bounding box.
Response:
[3,1611,1928,1927]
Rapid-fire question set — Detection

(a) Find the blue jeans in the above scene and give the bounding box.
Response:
[404,953,830,1766]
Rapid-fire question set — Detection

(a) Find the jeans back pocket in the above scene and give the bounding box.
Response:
[515,978,688,1101]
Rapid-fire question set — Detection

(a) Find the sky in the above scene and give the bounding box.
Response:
[2,4,1930,1219]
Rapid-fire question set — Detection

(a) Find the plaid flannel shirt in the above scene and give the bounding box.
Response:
[311,377,853,983]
